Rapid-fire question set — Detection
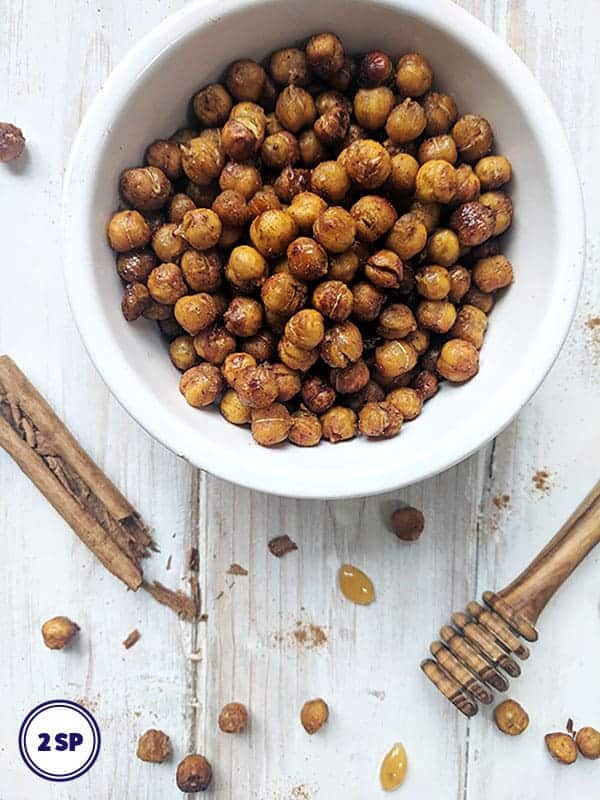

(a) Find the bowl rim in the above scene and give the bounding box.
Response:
[62,0,585,499]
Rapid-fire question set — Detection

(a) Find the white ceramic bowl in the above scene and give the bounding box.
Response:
[63,0,584,499]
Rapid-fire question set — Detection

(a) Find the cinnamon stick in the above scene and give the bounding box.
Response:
[0,356,154,590]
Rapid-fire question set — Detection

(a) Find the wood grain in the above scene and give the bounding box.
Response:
[1,0,599,797]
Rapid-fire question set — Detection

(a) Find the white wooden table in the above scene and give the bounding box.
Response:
[1,1,599,797]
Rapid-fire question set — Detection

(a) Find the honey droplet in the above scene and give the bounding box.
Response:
[380,742,408,791]
[338,564,375,605]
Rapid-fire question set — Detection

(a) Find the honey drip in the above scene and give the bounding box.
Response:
[338,564,375,605]
[380,742,408,791]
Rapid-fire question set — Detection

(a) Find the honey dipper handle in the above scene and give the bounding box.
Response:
[496,479,600,626]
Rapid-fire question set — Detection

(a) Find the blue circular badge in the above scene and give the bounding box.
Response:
[18,700,101,782]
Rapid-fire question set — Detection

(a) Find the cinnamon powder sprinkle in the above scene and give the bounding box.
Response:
[123,629,141,649]
[492,494,511,509]
[532,469,552,494]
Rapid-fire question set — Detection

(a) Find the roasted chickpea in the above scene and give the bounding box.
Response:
[119,166,172,211]
[385,99,427,144]
[180,133,225,185]
[451,304,488,349]
[359,50,393,87]
[545,733,578,765]
[425,228,460,267]
[192,83,233,127]
[223,297,263,339]
[475,155,512,190]
[365,249,404,290]
[395,52,433,97]
[169,335,198,371]
[177,208,222,250]
[353,87,395,131]
[277,337,319,371]
[313,206,356,253]
[241,330,276,362]
[224,246,266,293]
[409,200,441,234]
[416,299,457,333]
[248,188,281,220]
[178,249,220,293]
[261,131,300,170]
[222,352,257,387]
[310,160,350,203]
[576,727,600,760]
[351,281,385,322]
[219,163,262,201]
[463,286,495,313]
[283,309,325,351]
[448,265,472,303]
[269,47,309,86]
[413,369,439,401]
[147,263,187,305]
[305,32,344,79]
[480,191,513,235]
[193,324,236,365]
[271,362,302,401]
[386,152,419,195]
[210,190,249,228]
[288,192,327,232]
[152,226,187,264]
[405,327,430,356]
[251,403,291,446]
[289,408,323,446]
[416,265,451,301]
[116,248,157,283]
[330,358,370,394]
[422,91,458,136]
[314,105,350,145]
[121,282,151,321]
[328,56,357,92]
[222,102,266,160]
[375,340,417,378]
[261,273,307,316]
[418,134,457,165]
[220,389,252,425]
[314,90,350,115]
[321,406,357,443]
[145,141,182,182]
[285,237,328,281]
[449,201,496,246]
[180,363,222,407]
[301,375,336,413]
[343,139,391,190]
[437,338,479,381]
[249,210,298,258]
[168,193,195,225]
[174,293,218,335]
[415,160,457,204]
[385,214,428,260]
[350,195,397,243]
[107,210,152,252]
[329,248,361,283]
[473,255,513,292]
[344,380,385,412]
[320,320,363,368]
[377,303,417,339]
[226,59,266,102]
[312,280,354,321]
[298,129,328,165]
[234,364,278,409]
[359,400,403,438]
[386,387,422,420]
[453,164,481,205]
[276,86,317,133]
[452,114,493,163]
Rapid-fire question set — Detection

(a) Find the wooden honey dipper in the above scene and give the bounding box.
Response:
[421,480,600,717]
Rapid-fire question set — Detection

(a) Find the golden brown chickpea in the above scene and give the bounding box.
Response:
[219,162,262,200]
[151,224,186,262]
[473,254,514,292]
[121,282,151,321]
[192,83,233,127]
[310,160,350,203]
[220,389,252,425]
[174,293,218,335]
[321,406,357,443]
[273,170,310,205]
[350,195,397,243]
[437,338,479,382]
[359,50,394,87]
[285,236,328,282]
[449,201,496,246]
[405,327,430,356]
[261,273,307,316]
[330,358,370,394]
[377,303,417,339]
[453,164,481,205]
[284,309,325,350]
[276,86,317,133]
[248,210,297,258]
[320,320,363,368]
[448,265,472,304]
[169,193,196,224]
[176,754,212,792]
[386,387,423,420]
[463,286,495,313]
[415,265,451,301]
[251,403,291,446]
[107,210,152,252]
[116,248,157,284]
[222,102,266,160]
[289,408,323,446]
[179,249,221,293]
[305,32,344,79]
[576,727,600,759]
[312,280,354,321]
[492,700,529,736]
[365,249,404,290]
[298,129,328,165]
[169,335,198,371]
[329,248,361,283]
[287,191,328,232]
[226,59,266,102]
[425,228,460,267]
[313,206,356,253]
[145,140,182,182]
[271,362,302,401]
[385,214,428,260]
[147,263,187,305]
[180,133,225,185]
[353,87,395,131]
[386,152,419,195]
[246,190,279,222]
[211,190,250,228]
[301,375,336,413]
[375,340,418,378]
[225,245,268,292]
[422,92,458,136]
[415,160,457,204]
[180,363,222,407]
[385,99,427,144]
[451,304,488,349]
[416,299,457,334]
[344,380,385,412]
[261,131,300,170]
[413,369,439,401]
[351,281,385,321]
[343,139,391,190]
[193,324,236,365]
[120,166,172,211]
[314,105,350,145]
[241,330,276,362]
[176,208,222,251]
[395,52,433,97]
[186,180,219,208]
[224,297,263,338]
[221,352,257,387]
[418,134,457,165]
[475,155,512,190]
[452,114,493,163]
[545,733,578,765]
[269,47,309,85]
[359,400,403,438]
[479,191,513,235]
[277,337,319,371]
[234,364,279,409]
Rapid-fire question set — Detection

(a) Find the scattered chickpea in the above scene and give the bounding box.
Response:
[176,754,212,792]
[545,733,578,765]
[288,191,327,232]
[174,293,217,336]
[169,336,198,371]
[270,47,309,86]
[415,265,451,301]
[218,702,249,733]
[220,389,252,425]
[234,364,279,409]
[278,337,319,371]
[273,165,312,202]
[329,248,361,283]
[418,134,457,165]
[320,320,363,368]
[416,159,457,204]
[450,201,496,247]
[225,245,268,292]
[331,358,370,394]
[180,133,225,185]
[354,87,395,130]
[448,265,472,303]
[287,236,329,281]
[181,249,222,293]
[386,152,420,195]
[261,273,307,316]
[314,105,350,145]
[136,729,172,763]
[463,286,495,313]
[473,255,514,292]
[345,380,385,412]
[575,726,600,759]
[285,309,326,350]
[385,214,428,260]
[0,122,26,161]
[169,193,196,224]
[145,140,182,182]
[222,102,266,160]
[226,59,266,102]
[405,328,430,356]
[151,223,187,261]
[193,324,236,365]
[219,161,262,199]
[41,616,79,650]
[321,406,357,443]
[120,166,172,211]
[310,160,350,203]
[492,699,529,736]
[301,375,336,413]
[453,164,481,205]
[437,338,479,382]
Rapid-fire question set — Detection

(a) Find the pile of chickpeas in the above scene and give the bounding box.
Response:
[107,33,514,447]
